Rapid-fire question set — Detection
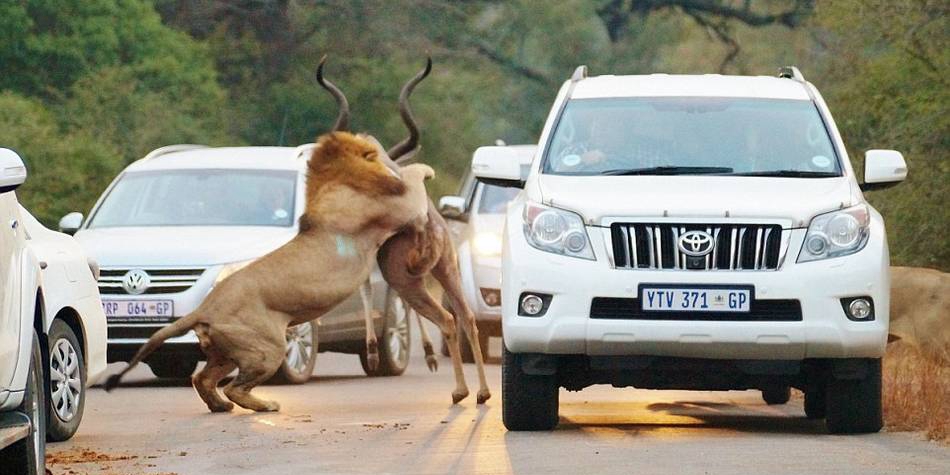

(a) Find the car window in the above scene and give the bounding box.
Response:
[88,169,297,228]
[477,183,520,214]
[543,97,840,176]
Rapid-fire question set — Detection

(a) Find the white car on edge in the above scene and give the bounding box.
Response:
[475,67,907,433]
[61,145,411,384]
[438,144,535,362]
[2,148,107,475]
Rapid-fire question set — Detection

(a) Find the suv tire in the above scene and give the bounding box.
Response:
[761,386,791,405]
[804,387,826,419]
[825,359,883,434]
[0,331,46,475]
[502,345,558,431]
[46,320,86,441]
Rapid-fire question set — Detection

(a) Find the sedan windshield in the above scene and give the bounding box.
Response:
[89,169,297,228]
[543,97,840,176]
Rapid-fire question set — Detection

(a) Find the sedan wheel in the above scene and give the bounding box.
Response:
[46,320,86,442]
[361,290,411,376]
[270,322,318,385]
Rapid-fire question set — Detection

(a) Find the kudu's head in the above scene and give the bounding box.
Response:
[315,55,432,167]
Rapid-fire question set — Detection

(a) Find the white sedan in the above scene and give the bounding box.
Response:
[19,206,107,441]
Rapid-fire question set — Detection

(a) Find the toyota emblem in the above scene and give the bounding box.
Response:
[677,230,715,257]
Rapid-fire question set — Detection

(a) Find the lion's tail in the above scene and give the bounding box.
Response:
[103,312,202,391]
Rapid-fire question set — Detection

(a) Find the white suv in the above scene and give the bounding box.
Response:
[474,67,907,433]
[62,145,412,383]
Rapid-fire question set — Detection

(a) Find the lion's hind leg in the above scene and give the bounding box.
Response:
[215,322,285,412]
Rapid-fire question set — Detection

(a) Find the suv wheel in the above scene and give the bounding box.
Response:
[46,320,86,441]
[148,358,198,379]
[761,386,791,405]
[0,331,46,475]
[270,322,318,385]
[361,291,411,377]
[502,345,558,431]
[804,387,826,419]
[825,359,883,434]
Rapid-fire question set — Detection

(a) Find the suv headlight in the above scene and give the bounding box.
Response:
[214,259,255,285]
[798,205,870,263]
[523,201,594,260]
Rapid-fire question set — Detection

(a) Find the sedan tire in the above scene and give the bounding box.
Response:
[46,320,86,441]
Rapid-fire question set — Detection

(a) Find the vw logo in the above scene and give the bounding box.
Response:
[122,269,151,295]
[677,230,715,257]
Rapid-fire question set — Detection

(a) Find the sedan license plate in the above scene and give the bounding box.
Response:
[102,300,174,322]
[640,285,752,313]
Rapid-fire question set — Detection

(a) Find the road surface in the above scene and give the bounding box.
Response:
[48,336,948,475]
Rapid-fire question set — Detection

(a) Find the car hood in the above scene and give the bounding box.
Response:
[536,175,858,226]
[74,226,297,267]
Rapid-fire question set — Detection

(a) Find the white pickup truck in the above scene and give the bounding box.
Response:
[474,67,907,433]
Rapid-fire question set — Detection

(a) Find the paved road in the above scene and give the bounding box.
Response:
[49,336,948,475]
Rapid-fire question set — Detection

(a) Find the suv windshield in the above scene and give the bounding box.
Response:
[89,169,297,228]
[543,97,840,177]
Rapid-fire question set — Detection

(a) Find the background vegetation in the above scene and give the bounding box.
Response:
[1,0,946,270]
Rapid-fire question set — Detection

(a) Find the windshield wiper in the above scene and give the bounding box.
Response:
[601,166,734,176]
[728,170,840,178]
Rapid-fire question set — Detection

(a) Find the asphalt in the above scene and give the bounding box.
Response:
[47,331,949,475]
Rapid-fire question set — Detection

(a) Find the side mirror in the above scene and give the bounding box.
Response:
[0,148,28,194]
[861,150,907,191]
[438,196,466,220]
[472,146,525,188]
[58,212,84,235]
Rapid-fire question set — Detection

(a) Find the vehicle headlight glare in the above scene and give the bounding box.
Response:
[522,201,594,260]
[473,232,503,256]
[798,205,870,263]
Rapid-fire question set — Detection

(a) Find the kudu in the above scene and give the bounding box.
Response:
[103,67,435,413]
[318,58,491,404]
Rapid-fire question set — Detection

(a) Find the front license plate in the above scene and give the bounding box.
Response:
[102,300,174,322]
[640,285,752,313]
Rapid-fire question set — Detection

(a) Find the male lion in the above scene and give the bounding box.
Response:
[104,131,434,413]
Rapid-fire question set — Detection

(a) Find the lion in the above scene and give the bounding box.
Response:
[889,266,950,365]
[104,131,434,413]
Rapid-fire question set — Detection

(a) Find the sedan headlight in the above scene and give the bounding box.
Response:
[215,259,255,285]
[798,205,870,263]
[523,201,594,260]
[472,232,503,257]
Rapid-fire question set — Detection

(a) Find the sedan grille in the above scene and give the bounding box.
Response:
[98,268,205,295]
[610,223,783,271]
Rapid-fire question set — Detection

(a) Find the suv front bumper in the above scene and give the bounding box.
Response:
[502,224,890,360]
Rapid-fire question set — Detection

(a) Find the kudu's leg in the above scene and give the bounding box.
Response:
[433,257,491,404]
[412,300,438,372]
[401,283,469,403]
[359,281,379,371]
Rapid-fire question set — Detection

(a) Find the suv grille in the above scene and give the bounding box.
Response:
[98,268,206,295]
[610,223,783,271]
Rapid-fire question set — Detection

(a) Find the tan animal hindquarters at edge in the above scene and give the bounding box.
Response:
[889,266,950,365]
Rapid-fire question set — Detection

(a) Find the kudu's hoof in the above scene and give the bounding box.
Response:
[255,401,281,412]
[452,389,469,404]
[476,389,492,405]
[366,353,380,371]
[425,355,439,372]
[209,401,235,413]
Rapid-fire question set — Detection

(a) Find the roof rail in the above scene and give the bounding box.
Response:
[294,143,316,160]
[571,65,588,82]
[778,66,804,82]
[142,144,208,161]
